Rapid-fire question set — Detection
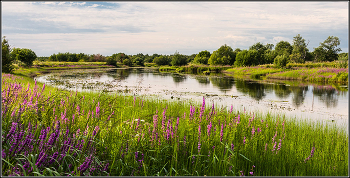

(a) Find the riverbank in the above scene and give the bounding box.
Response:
[2,72,348,176]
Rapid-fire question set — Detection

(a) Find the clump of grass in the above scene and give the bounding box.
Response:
[2,73,348,176]
[266,67,348,84]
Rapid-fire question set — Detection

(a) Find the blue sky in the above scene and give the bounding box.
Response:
[1,1,348,57]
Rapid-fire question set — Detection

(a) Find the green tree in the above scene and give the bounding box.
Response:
[132,56,144,66]
[171,51,188,66]
[193,50,211,64]
[123,58,133,66]
[234,49,259,67]
[153,55,171,66]
[290,34,310,63]
[313,36,341,62]
[208,44,235,65]
[275,41,293,56]
[2,36,14,73]
[10,48,37,67]
[264,49,277,64]
[187,54,197,63]
[249,42,274,65]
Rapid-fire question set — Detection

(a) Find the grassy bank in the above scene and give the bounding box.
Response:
[224,63,348,84]
[1,72,348,176]
[12,61,116,78]
[160,64,232,75]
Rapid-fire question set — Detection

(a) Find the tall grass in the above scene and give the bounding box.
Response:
[2,73,348,176]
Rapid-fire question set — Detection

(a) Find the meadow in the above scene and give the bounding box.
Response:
[1,72,348,176]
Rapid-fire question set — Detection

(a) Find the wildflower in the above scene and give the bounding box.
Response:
[243,136,246,145]
[272,142,277,152]
[207,121,212,138]
[93,126,100,136]
[218,123,223,142]
[249,172,253,175]
[231,144,234,151]
[251,126,255,138]
[96,102,100,117]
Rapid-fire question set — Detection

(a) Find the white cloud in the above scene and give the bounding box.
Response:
[1,1,348,56]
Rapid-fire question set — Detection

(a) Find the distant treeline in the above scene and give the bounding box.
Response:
[42,34,347,68]
[3,34,348,73]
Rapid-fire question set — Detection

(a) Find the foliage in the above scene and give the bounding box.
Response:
[264,49,278,64]
[193,50,211,65]
[2,36,14,73]
[153,55,171,66]
[249,42,272,65]
[145,53,160,63]
[290,34,310,63]
[132,56,145,66]
[313,36,341,62]
[208,44,236,65]
[171,51,188,66]
[234,50,259,67]
[275,41,293,56]
[123,58,133,67]
[106,56,118,67]
[10,48,37,67]
[274,54,289,68]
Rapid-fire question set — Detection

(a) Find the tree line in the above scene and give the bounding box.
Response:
[2,34,348,73]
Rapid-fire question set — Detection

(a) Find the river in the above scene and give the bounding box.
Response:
[35,68,348,130]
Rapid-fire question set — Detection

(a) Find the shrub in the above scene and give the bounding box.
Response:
[274,54,289,68]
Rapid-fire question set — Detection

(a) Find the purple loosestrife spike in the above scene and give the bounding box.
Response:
[249,172,253,175]
[243,136,246,145]
[6,122,18,140]
[207,121,212,138]
[251,126,255,138]
[230,105,233,113]
[220,124,224,142]
[42,83,45,92]
[231,144,234,151]
[96,102,100,117]
[11,109,16,118]
[272,142,277,152]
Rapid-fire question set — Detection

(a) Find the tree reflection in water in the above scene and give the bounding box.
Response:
[235,79,269,101]
[210,77,235,93]
[290,85,308,108]
[313,85,339,108]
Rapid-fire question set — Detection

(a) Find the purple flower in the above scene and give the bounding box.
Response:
[220,124,224,142]
[49,152,59,165]
[231,144,234,151]
[243,136,246,145]
[249,172,253,175]
[96,102,100,117]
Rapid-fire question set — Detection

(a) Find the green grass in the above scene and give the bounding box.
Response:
[224,63,348,84]
[2,72,348,176]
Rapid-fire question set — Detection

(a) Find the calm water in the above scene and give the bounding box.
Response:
[35,68,348,130]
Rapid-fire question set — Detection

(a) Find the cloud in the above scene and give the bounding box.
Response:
[1,1,348,56]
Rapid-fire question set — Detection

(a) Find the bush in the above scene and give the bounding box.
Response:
[106,57,118,67]
[10,48,37,67]
[123,58,133,67]
[274,54,289,68]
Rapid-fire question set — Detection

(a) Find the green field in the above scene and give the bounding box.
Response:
[1,70,348,176]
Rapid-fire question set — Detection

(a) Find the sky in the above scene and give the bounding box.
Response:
[1,1,349,57]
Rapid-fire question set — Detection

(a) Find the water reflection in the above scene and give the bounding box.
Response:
[313,86,339,108]
[195,76,210,85]
[290,86,308,108]
[209,77,235,93]
[172,73,187,83]
[274,84,292,99]
[235,79,268,101]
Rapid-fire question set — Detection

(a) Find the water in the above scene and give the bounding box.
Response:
[35,68,348,130]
